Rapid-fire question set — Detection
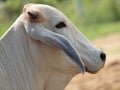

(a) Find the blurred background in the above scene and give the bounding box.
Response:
[0,0,120,90]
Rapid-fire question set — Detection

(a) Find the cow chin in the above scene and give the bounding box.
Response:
[85,67,100,74]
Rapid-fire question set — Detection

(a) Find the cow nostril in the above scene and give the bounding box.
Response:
[100,52,106,61]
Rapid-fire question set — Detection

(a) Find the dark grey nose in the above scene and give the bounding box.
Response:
[100,52,106,61]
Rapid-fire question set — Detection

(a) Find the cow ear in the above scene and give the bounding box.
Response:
[23,4,33,12]
[23,4,45,22]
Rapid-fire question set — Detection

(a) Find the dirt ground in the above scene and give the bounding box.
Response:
[65,33,120,90]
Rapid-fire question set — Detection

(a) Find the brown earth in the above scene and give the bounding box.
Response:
[65,33,120,90]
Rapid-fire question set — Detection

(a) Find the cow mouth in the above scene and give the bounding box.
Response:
[85,67,99,74]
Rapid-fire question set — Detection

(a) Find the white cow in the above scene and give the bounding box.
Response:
[0,4,106,90]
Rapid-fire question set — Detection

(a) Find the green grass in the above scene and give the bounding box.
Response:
[0,22,12,37]
[79,22,120,39]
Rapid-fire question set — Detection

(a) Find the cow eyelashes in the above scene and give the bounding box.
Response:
[55,22,66,29]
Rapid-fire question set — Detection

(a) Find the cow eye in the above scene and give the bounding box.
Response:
[55,22,66,29]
